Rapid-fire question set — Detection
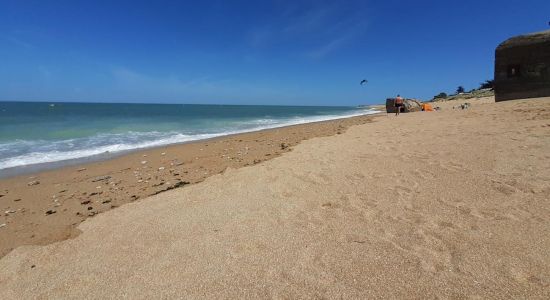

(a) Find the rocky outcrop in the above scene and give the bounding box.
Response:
[385,98,423,113]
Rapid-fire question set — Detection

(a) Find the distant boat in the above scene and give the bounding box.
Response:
[49,104,55,107]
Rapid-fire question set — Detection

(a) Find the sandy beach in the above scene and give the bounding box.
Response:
[1,96,549,298]
[0,114,376,258]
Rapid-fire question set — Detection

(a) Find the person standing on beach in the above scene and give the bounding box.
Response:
[395,94,404,116]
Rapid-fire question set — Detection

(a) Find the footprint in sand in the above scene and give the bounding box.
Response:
[345,233,369,244]
[358,193,378,208]
[490,180,517,196]
[439,161,471,173]
[437,221,456,229]
[321,202,332,208]
[345,173,365,182]
[412,168,436,180]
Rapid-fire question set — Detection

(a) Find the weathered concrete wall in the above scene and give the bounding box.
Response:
[494,31,550,102]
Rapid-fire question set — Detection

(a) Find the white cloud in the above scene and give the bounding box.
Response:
[109,67,295,104]
[246,1,369,59]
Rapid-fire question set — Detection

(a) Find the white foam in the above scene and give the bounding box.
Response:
[0,109,380,170]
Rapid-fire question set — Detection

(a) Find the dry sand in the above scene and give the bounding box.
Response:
[0,115,374,258]
[1,96,549,298]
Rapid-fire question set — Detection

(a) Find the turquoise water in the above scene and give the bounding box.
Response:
[0,102,378,171]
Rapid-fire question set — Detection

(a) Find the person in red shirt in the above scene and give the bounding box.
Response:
[395,95,404,116]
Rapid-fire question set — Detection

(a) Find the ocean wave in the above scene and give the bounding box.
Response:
[0,109,380,170]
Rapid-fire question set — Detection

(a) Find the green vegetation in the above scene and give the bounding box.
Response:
[479,79,494,89]
[430,79,495,102]
[434,92,448,100]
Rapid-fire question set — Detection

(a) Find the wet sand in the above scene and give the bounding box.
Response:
[1,96,550,298]
[0,114,376,258]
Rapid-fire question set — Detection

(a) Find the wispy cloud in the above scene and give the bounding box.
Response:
[5,35,34,49]
[281,6,331,35]
[110,67,293,103]
[112,67,211,92]
[307,35,349,59]
[38,66,53,79]
[246,1,369,59]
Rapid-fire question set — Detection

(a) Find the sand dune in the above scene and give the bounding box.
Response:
[1,97,549,298]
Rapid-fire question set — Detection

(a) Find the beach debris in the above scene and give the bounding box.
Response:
[141,160,148,165]
[96,186,102,189]
[77,168,87,172]
[89,191,102,196]
[150,180,190,196]
[92,175,111,182]
[87,206,93,211]
[27,180,40,186]
[80,200,91,205]
[143,154,147,157]
[13,198,21,202]
[158,167,165,171]
[102,199,111,204]
[161,152,166,156]
[45,209,56,215]
[0,224,6,228]
[280,143,289,150]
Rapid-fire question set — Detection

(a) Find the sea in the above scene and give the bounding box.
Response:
[0,101,379,177]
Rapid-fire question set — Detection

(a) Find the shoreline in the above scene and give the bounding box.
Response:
[0,110,381,178]
[0,113,380,257]
[2,96,549,298]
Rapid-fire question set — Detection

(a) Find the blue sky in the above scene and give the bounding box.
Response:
[0,0,549,106]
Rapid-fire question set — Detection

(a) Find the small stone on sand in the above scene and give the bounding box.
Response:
[92,175,111,182]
